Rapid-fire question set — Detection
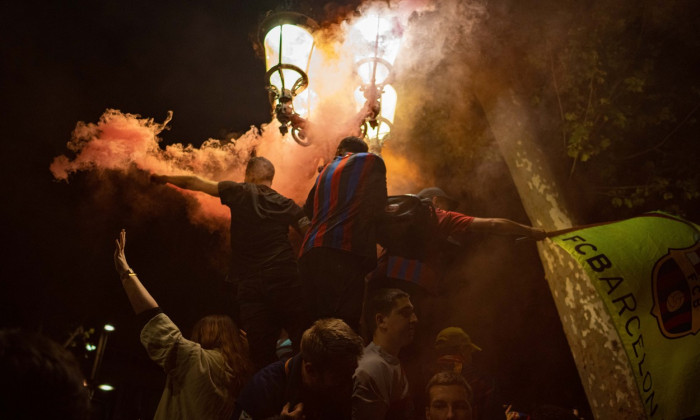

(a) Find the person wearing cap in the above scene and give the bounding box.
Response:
[433,327,496,420]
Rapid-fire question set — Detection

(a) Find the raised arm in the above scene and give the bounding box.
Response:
[469,217,547,240]
[114,229,158,314]
[151,174,219,197]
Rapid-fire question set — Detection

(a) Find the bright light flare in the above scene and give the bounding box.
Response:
[85,343,97,352]
[264,24,315,93]
[292,88,318,118]
[378,85,397,124]
[98,384,114,391]
[356,60,391,86]
[103,324,115,332]
[348,14,402,76]
[355,84,397,141]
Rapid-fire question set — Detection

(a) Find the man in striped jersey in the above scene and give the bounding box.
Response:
[299,136,388,332]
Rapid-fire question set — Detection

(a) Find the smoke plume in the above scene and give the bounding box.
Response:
[49,0,493,230]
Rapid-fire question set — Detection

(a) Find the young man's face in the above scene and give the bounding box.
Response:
[379,296,418,347]
[426,384,472,420]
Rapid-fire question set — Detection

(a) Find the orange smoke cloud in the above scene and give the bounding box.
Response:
[50,109,323,230]
[50,0,465,232]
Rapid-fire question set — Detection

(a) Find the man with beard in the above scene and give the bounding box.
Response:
[352,288,418,420]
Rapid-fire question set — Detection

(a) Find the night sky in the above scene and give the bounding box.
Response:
[0,0,624,417]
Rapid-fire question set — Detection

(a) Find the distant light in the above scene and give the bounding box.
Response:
[85,343,96,351]
[98,384,114,391]
[103,324,115,332]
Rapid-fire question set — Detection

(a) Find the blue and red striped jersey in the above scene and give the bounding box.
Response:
[301,152,387,259]
[378,209,475,292]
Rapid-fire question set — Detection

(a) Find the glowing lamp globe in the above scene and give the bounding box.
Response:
[260,12,318,146]
[349,14,402,86]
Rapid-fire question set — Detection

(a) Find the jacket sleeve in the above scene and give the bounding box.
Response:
[140,312,200,375]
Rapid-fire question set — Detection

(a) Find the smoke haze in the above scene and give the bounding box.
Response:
[50,0,484,228]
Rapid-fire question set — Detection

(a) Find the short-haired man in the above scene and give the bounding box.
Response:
[352,288,418,420]
[235,318,364,420]
[152,156,309,369]
[299,136,388,331]
[425,371,473,420]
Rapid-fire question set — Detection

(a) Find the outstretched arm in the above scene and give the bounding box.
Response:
[151,174,219,197]
[114,229,158,314]
[469,217,547,240]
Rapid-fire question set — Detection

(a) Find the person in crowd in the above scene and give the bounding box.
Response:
[299,136,387,331]
[234,318,364,420]
[371,186,547,296]
[352,288,418,420]
[425,371,473,420]
[433,327,497,420]
[152,156,310,369]
[114,229,252,420]
[370,186,547,403]
[418,186,546,242]
[0,329,91,420]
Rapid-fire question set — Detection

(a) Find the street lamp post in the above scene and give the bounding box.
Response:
[259,11,318,146]
[349,13,403,153]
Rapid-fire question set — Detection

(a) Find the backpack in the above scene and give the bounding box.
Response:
[377,195,438,259]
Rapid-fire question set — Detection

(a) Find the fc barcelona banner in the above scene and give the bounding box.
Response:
[551,212,700,420]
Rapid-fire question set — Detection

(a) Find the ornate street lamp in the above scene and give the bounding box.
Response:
[259,12,318,146]
[348,13,403,153]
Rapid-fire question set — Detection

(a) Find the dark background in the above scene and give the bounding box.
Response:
[0,0,662,418]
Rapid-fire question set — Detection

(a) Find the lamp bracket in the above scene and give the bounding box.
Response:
[265,63,309,97]
[361,115,393,145]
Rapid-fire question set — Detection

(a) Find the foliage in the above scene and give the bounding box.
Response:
[527,0,700,220]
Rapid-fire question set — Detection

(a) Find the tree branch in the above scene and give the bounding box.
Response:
[622,103,700,160]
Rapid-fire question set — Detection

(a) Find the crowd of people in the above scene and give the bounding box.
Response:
[1,136,586,420]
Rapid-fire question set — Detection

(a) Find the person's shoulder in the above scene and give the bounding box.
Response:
[351,152,384,161]
[218,180,244,194]
[237,360,287,411]
[251,358,286,382]
[357,344,394,372]
[258,184,293,201]
[436,208,471,221]
[350,152,386,173]
[140,312,178,340]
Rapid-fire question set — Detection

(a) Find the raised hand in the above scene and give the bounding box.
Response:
[114,229,131,276]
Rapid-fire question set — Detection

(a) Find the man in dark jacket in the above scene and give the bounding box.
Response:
[234,318,364,420]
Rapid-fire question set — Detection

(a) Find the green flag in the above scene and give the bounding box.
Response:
[551,212,700,420]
